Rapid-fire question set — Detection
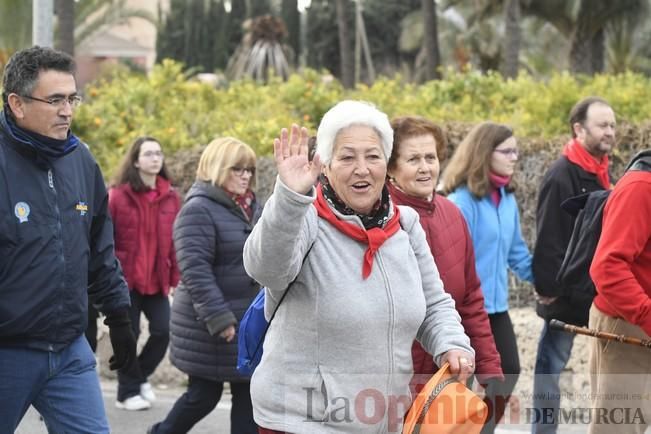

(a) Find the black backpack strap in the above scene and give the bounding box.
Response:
[625,149,651,172]
[560,192,591,217]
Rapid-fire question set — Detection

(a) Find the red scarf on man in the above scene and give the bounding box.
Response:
[314,184,401,279]
[562,138,610,189]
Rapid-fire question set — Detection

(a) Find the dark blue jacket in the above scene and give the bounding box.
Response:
[170,181,262,381]
[0,112,130,351]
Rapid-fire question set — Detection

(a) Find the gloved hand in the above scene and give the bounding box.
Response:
[103,309,137,371]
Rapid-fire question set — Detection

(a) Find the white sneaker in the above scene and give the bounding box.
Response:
[115,395,151,411]
[140,382,157,403]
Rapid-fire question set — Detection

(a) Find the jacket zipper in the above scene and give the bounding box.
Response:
[48,168,65,350]
[376,252,392,433]
[494,197,501,312]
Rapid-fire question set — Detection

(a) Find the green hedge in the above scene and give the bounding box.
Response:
[71,60,651,176]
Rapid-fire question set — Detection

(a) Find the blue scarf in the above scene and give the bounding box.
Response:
[1,107,79,164]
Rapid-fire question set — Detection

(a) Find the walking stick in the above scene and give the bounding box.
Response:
[549,319,651,349]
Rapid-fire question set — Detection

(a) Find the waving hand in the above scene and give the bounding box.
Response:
[274,124,322,194]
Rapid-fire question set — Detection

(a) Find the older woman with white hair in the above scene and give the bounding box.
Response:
[243,100,475,434]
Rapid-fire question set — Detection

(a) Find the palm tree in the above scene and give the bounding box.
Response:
[72,0,156,48]
[55,0,75,55]
[525,0,648,74]
[606,6,651,74]
[421,0,442,80]
[226,15,292,81]
[500,0,520,78]
[335,0,354,88]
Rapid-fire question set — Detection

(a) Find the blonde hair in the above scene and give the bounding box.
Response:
[440,122,515,197]
[196,137,257,189]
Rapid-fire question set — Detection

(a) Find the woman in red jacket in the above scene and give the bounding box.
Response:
[387,117,504,434]
[109,136,181,411]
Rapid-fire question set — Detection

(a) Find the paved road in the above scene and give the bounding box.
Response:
[16,380,601,434]
[17,381,231,434]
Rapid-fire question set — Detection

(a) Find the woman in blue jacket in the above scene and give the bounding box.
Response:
[440,122,533,433]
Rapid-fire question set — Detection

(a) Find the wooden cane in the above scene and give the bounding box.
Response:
[549,319,651,349]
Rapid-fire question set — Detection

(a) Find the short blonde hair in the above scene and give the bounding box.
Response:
[196,137,257,189]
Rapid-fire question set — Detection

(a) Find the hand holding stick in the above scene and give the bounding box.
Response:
[549,319,651,349]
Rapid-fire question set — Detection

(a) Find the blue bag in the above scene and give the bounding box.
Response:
[237,246,314,376]
[237,284,296,375]
[237,288,268,375]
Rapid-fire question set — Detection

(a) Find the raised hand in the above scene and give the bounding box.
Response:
[274,124,322,194]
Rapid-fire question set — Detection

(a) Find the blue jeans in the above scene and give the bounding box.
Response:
[531,321,575,434]
[0,334,109,433]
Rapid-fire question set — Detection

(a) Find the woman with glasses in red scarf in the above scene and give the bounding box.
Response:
[440,122,534,433]
[243,100,475,434]
[149,137,261,434]
[109,136,181,411]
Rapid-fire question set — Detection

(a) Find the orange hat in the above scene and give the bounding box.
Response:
[402,362,488,434]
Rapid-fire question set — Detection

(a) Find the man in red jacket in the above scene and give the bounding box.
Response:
[588,151,651,434]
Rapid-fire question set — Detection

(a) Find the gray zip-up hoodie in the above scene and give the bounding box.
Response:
[243,178,473,433]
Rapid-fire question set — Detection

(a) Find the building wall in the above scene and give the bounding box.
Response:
[104,0,170,69]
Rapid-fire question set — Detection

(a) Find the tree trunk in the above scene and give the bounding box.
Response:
[335,0,354,88]
[501,0,521,78]
[282,0,300,61]
[421,0,441,80]
[569,0,594,74]
[590,28,605,73]
[54,0,74,55]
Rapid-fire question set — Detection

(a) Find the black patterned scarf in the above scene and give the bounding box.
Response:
[319,174,391,230]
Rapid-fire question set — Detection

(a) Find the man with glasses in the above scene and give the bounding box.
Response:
[531,96,616,434]
[0,46,137,433]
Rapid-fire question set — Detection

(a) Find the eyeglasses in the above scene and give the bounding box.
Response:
[21,94,83,109]
[493,148,519,157]
[231,166,256,176]
[141,150,164,158]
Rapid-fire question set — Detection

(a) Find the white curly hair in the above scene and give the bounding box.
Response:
[315,100,393,165]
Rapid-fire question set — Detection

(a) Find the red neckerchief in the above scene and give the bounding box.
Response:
[562,138,610,189]
[224,188,255,221]
[314,184,401,279]
[488,171,511,206]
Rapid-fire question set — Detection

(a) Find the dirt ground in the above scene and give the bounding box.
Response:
[96,305,594,413]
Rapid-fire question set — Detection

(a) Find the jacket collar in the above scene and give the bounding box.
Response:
[118,175,173,201]
[185,180,259,224]
[387,182,436,213]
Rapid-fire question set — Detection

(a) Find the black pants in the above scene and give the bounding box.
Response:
[481,311,520,434]
[117,291,170,402]
[151,377,257,434]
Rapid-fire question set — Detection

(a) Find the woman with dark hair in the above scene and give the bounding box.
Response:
[387,116,504,433]
[440,122,533,431]
[109,136,181,411]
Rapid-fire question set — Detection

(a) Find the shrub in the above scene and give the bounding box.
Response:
[69,60,651,176]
